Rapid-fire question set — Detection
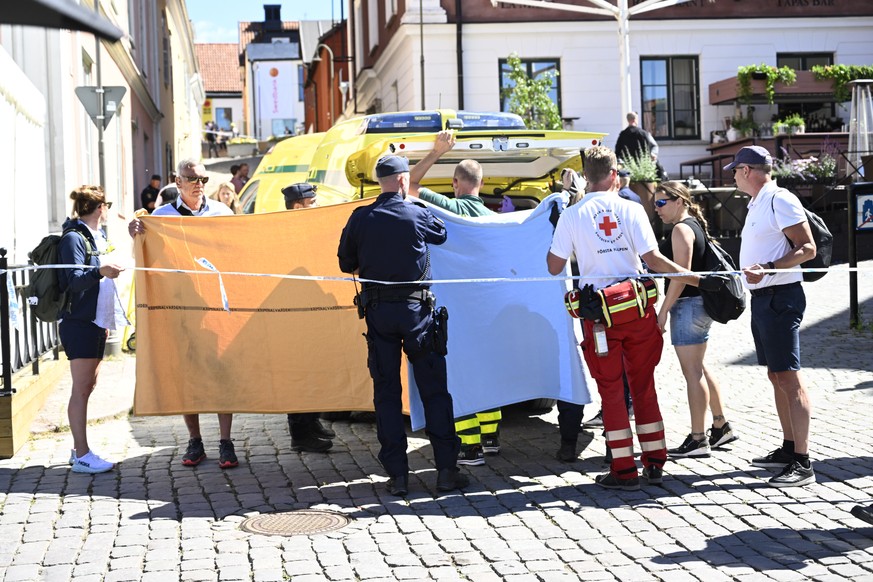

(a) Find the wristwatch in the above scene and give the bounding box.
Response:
[766,261,776,271]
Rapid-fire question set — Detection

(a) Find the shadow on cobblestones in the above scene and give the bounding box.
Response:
[651,527,873,570]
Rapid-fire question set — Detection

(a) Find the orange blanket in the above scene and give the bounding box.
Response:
[132,201,406,415]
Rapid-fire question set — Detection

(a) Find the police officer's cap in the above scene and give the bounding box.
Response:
[375,156,410,178]
[282,182,317,202]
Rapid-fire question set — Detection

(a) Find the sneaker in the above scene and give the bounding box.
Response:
[71,451,115,474]
[292,434,333,453]
[218,439,239,469]
[751,447,794,468]
[482,436,500,455]
[583,409,604,428]
[68,449,76,466]
[642,465,663,485]
[708,422,739,448]
[851,504,873,527]
[768,460,815,488]
[595,472,640,491]
[458,445,485,466]
[556,441,577,463]
[182,438,206,467]
[668,434,712,458]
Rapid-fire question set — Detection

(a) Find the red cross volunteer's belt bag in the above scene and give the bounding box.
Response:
[564,277,658,326]
[596,277,658,327]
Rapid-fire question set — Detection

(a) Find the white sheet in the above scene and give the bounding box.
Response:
[408,193,592,430]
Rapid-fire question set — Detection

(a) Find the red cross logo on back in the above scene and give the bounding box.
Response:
[598,215,618,237]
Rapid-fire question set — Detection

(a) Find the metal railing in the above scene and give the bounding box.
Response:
[0,248,61,396]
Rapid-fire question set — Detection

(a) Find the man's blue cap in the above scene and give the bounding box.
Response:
[282,182,316,202]
[375,156,410,178]
[724,146,773,170]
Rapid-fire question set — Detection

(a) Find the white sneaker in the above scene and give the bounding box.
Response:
[71,451,115,474]
[68,449,76,466]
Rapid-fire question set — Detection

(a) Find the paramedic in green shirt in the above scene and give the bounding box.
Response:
[408,130,501,467]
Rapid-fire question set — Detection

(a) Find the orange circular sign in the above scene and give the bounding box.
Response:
[270,68,279,77]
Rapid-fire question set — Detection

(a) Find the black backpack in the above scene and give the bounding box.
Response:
[25,229,93,322]
[699,237,746,324]
[771,190,833,282]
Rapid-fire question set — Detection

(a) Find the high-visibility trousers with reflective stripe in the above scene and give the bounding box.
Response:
[454,408,502,446]
[581,306,666,477]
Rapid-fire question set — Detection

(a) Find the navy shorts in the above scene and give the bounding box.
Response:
[750,283,805,372]
[59,319,108,360]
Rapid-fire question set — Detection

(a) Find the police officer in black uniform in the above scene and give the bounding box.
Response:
[337,155,468,497]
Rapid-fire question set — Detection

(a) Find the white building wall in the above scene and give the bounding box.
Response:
[0,45,47,265]
[358,15,873,177]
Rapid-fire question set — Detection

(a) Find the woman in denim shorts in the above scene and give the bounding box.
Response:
[57,186,125,473]
[654,182,738,458]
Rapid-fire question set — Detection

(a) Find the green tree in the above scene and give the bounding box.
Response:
[502,53,562,130]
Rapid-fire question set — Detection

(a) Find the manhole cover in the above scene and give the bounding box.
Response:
[239,510,351,536]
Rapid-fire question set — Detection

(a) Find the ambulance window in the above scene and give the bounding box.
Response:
[240,180,260,214]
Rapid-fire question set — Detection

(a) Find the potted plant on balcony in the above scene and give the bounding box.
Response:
[782,113,806,135]
[811,64,873,102]
[772,120,788,135]
[736,63,797,104]
[729,112,759,140]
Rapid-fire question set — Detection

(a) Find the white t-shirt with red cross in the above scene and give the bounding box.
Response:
[550,190,658,289]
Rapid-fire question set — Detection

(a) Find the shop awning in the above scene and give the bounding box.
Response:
[1,0,123,42]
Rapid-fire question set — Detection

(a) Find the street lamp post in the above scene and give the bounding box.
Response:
[314,43,335,128]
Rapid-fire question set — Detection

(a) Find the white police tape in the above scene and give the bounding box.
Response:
[0,263,864,286]
[0,263,864,314]
[195,258,230,312]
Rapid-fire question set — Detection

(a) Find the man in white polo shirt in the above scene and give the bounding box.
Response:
[726,145,817,488]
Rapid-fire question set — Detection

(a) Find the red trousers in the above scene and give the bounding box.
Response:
[582,306,666,478]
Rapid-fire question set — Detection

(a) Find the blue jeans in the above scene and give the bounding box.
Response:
[669,296,713,346]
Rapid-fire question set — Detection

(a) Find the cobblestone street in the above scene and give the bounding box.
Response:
[1,264,872,581]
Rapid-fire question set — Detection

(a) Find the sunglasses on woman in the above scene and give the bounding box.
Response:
[654,198,672,208]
